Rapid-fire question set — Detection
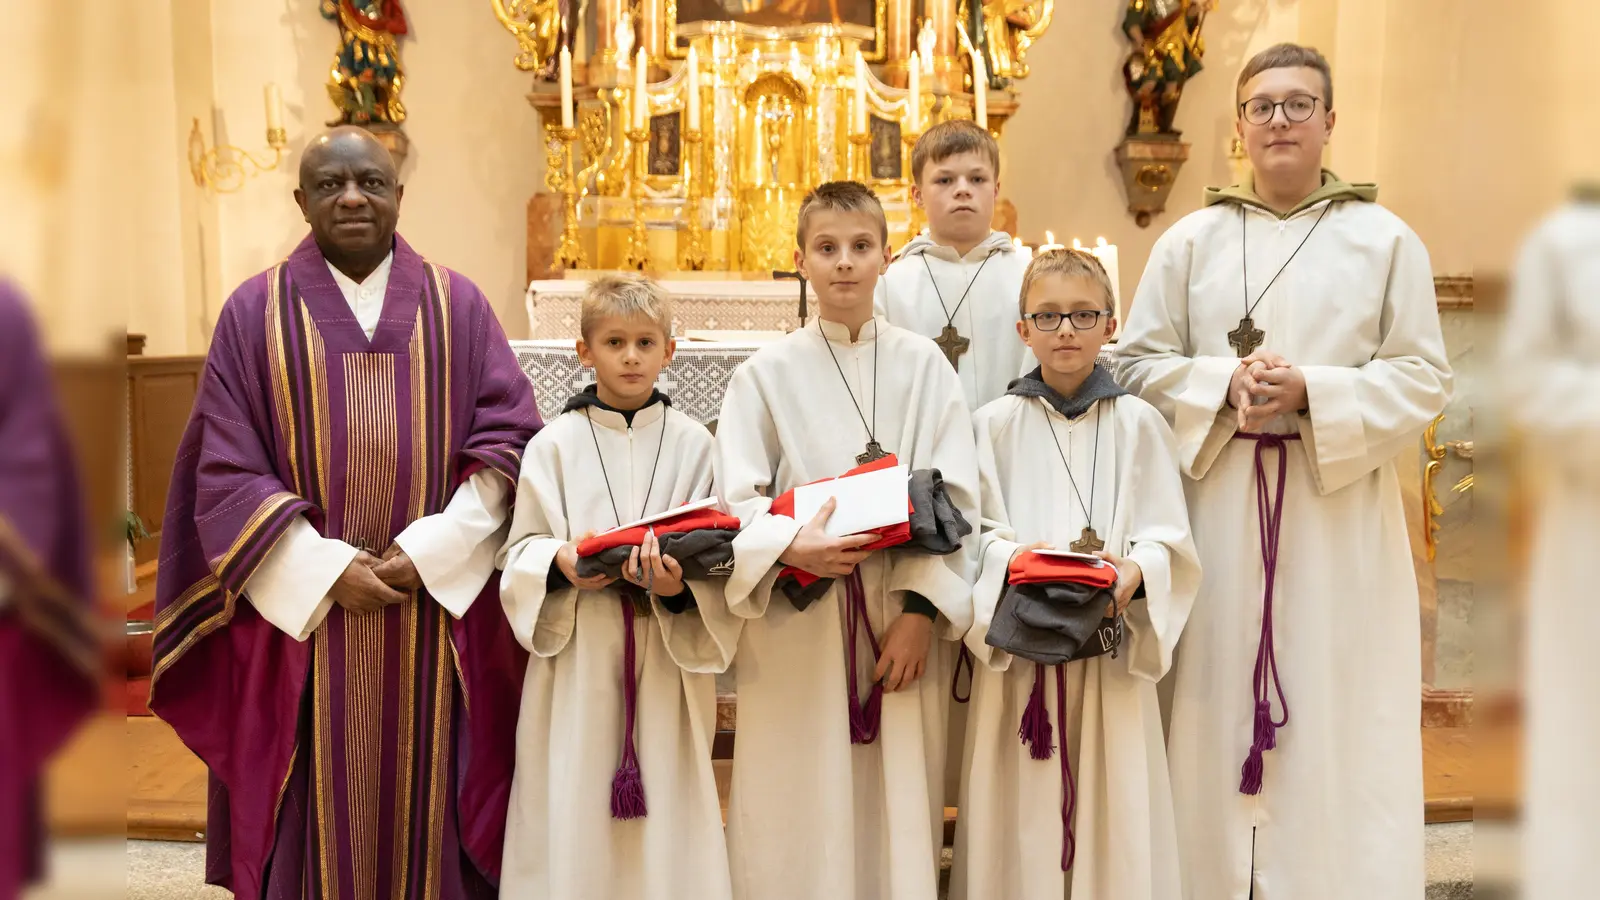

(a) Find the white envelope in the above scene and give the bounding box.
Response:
[1034,549,1106,565]
[602,496,720,535]
[792,465,910,537]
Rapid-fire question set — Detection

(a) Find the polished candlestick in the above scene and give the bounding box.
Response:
[849,131,871,183]
[549,125,587,269]
[679,129,708,270]
[623,128,651,270]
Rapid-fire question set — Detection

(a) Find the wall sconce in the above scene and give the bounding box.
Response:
[189,84,289,193]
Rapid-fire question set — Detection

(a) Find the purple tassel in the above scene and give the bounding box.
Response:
[1018,663,1053,760]
[611,749,648,819]
[1239,746,1265,796]
[611,593,648,819]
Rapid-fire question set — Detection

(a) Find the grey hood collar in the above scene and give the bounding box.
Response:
[1006,364,1127,420]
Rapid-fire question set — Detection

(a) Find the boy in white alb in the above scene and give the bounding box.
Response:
[715,181,980,900]
[1115,44,1451,900]
[954,249,1199,900]
[498,274,738,899]
[876,119,1031,410]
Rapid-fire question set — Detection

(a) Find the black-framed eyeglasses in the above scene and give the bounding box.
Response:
[1239,94,1323,125]
[1022,310,1112,332]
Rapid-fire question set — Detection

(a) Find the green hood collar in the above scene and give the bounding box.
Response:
[1204,169,1378,218]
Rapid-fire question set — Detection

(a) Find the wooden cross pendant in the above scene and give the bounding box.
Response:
[934,324,971,370]
[1069,526,1105,554]
[1228,316,1265,357]
[857,440,889,465]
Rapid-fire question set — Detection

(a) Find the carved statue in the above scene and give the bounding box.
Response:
[1121,0,1213,136]
[321,0,410,126]
[979,0,1053,82]
[490,0,566,74]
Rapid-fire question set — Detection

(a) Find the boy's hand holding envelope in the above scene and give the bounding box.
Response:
[779,465,913,579]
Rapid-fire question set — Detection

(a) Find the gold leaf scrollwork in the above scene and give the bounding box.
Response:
[1423,414,1446,562]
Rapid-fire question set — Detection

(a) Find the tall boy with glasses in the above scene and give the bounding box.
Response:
[1114,43,1452,900]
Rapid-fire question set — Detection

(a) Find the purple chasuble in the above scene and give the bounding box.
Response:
[149,235,540,900]
[0,281,100,900]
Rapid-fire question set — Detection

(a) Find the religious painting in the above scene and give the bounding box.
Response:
[868,114,902,180]
[671,0,885,58]
[648,112,683,176]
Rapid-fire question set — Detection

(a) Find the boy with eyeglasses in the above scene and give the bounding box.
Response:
[1115,43,1452,900]
[952,248,1199,900]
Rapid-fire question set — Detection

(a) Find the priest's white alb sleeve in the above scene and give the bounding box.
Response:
[966,412,1020,671]
[392,469,511,618]
[1114,224,1240,480]
[244,516,356,641]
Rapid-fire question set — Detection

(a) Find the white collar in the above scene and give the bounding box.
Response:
[326,251,395,297]
[816,315,884,345]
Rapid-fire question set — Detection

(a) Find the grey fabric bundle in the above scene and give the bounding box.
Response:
[985,581,1122,666]
[576,529,738,614]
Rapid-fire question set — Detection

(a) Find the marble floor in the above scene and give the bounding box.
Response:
[119,826,1473,899]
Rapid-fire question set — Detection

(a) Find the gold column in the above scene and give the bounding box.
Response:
[884,0,915,85]
[641,0,666,62]
[593,0,625,75]
[927,0,961,92]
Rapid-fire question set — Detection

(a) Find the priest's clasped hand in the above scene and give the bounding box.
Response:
[779,497,879,578]
[622,529,687,597]
[372,544,422,591]
[875,613,933,692]
[1230,351,1309,432]
[557,534,616,591]
[331,550,409,614]
[1093,551,1144,617]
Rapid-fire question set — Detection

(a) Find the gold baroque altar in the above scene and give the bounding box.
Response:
[493,0,1052,275]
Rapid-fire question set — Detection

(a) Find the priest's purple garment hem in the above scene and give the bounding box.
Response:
[150,235,539,900]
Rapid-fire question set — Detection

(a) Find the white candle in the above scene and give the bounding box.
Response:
[686,46,700,130]
[1012,236,1032,265]
[1039,230,1064,253]
[1093,237,1122,317]
[908,51,921,133]
[633,48,648,131]
[264,83,284,132]
[973,59,987,129]
[854,51,868,134]
[559,46,574,129]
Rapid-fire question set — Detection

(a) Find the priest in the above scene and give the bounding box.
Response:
[0,281,100,900]
[1114,45,1452,900]
[149,127,540,899]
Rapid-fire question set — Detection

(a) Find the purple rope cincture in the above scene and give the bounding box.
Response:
[1015,663,1076,869]
[951,644,975,704]
[1233,432,1299,796]
[1056,663,1077,871]
[1018,663,1053,760]
[844,569,883,745]
[611,593,648,819]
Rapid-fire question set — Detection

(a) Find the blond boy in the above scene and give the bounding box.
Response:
[498,274,738,899]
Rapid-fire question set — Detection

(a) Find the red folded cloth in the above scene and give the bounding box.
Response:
[576,506,743,557]
[769,455,913,588]
[1007,552,1118,589]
